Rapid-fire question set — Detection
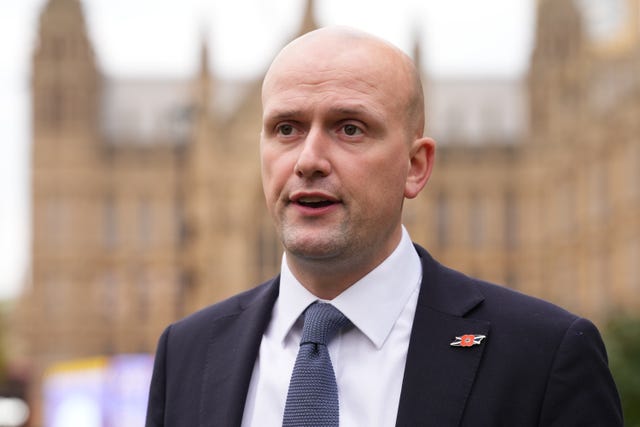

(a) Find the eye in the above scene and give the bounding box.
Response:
[276,124,295,136]
[342,124,363,136]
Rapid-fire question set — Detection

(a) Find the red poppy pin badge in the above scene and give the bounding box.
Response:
[450,334,486,347]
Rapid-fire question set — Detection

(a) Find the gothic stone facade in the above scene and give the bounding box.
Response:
[13,0,640,424]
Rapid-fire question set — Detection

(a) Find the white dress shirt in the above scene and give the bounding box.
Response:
[241,227,422,427]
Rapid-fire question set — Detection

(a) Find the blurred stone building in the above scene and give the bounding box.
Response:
[13,0,640,424]
[416,0,640,317]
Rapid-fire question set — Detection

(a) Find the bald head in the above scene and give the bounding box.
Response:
[259,27,436,291]
[262,27,425,138]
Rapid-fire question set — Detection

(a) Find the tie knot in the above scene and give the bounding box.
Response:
[301,302,350,346]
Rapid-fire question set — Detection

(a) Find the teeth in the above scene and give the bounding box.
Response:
[299,196,328,203]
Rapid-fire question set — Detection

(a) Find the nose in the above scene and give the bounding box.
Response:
[294,128,331,179]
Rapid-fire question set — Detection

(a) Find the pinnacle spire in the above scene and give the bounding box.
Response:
[411,26,424,76]
[199,32,211,79]
[298,0,318,36]
[193,29,212,118]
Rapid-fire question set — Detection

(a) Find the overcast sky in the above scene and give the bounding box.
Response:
[0,0,536,301]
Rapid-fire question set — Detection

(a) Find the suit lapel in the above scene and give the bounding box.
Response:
[396,246,490,427]
[199,279,279,427]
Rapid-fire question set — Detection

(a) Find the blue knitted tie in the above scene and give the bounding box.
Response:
[282,302,351,427]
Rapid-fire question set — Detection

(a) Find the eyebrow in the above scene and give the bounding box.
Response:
[263,109,302,123]
[330,106,368,117]
[262,103,385,126]
[329,105,386,125]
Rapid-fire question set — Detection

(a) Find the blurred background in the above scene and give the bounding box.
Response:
[0,0,639,425]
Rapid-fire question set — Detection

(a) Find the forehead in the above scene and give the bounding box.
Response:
[262,43,407,119]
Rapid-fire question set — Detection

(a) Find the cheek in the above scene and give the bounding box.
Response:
[366,157,409,206]
[370,151,408,186]
[260,148,277,196]
[261,147,293,198]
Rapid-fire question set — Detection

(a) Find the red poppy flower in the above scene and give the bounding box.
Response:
[460,335,476,347]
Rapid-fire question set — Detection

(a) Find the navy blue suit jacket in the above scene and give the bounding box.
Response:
[146,245,622,426]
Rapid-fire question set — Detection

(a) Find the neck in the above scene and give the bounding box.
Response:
[286,259,366,300]
[285,231,402,300]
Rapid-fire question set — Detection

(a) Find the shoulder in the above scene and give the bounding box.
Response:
[414,243,584,348]
[163,277,279,343]
[415,243,578,326]
[473,278,578,328]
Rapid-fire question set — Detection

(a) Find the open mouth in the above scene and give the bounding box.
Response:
[295,196,337,209]
[298,200,334,208]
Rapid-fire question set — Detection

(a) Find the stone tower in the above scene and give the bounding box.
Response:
[529,0,588,138]
[30,0,104,356]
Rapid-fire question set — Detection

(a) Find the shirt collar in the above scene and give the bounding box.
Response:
[272,226,422,349]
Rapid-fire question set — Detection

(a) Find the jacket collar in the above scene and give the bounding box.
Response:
[199,278,280,427]
[414,244,485,316]
[396,244,489,426]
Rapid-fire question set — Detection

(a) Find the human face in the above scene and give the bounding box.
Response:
[260,34,425,277]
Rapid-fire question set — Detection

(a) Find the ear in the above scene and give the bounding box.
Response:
[404,137,435,199]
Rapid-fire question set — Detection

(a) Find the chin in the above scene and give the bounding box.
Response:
[282,233,346,261]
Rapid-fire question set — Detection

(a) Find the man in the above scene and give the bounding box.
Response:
[146,27,622,426]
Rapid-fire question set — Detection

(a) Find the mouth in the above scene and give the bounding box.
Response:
[290,193,340,210]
